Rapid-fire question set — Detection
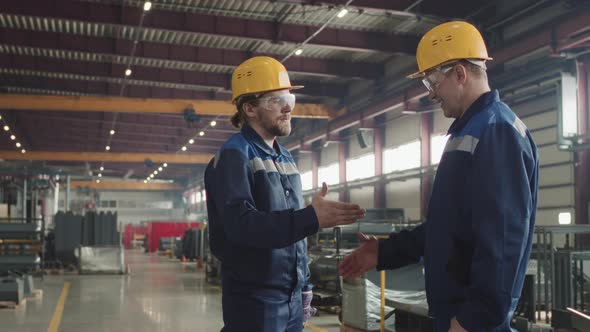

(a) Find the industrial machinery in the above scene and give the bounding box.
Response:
[0,220,44,304]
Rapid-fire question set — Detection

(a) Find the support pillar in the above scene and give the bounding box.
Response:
[374,126,386,208]
[420,112,434,221]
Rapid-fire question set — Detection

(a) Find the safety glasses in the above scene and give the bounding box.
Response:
[257,93,296,111]
[422,65,454,92]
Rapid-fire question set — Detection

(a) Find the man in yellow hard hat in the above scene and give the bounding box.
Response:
[339,21,539,331]
[204,56,366,332]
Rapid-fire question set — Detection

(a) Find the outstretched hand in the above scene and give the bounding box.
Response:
[338,233,379,279]
[311,182,365,228]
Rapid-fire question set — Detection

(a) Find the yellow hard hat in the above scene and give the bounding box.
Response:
[231,56,303,103]
[408,21,492,79]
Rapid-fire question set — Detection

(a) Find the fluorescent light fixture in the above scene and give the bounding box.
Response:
[558,212,572,225]
[337,8,348,18]
[143,1,152,11]
[560,73,578,138]
[210,121,217,127]
[294,49,303,56]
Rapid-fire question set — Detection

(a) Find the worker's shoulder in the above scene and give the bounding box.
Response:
[467,100,527,139]
[220,132,249,151]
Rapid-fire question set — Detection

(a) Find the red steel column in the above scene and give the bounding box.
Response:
[420,112,434,220]
[575,58,590,240]
[374,126,386,208]
[339,140,349,202]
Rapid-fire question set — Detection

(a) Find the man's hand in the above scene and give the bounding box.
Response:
[311,182,365,228]
[338,233,379,279]
[302,290,316,322]
[449,318,467,332]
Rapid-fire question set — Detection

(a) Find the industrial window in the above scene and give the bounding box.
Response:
[558,212,572,225]
[383,140,421,173]
[318,163,340,186]
[430,134,449,165]
[100,200,117,208]
[196,191,202,203]
[300,171,313,191]
[346,154,375,181]
[201,189,206,202]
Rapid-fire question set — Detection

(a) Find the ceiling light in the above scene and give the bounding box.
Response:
[199,131,205,136]
[15,142,21,148]
[210,120,217,127]
[158,167,163,171]
[125,69,132,76]
[154,170,158,175]
[0,115,2,120]
[181,146,187,151]
[100,166,104,171]
[295,49,303,56]
[189,139,194,144]
[10,135,15,140]
[21,149,26,154]
[143,1,152,11]
[150,174,154,178]
[337,8,348,18]
[163,163,168,167]
[110,129,115,135]
[98,173,102,178]
[143,180,147,184]
[3,125,9,131]
[105,145,110,151]
[96,179,101,183]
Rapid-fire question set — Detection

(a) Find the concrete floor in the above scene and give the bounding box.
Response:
[1,250,341,332]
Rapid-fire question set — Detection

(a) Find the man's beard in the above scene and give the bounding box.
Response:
[266,120,291,137]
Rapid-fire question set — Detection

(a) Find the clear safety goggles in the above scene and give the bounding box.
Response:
[257,93,296,111]
[422,65,454,92]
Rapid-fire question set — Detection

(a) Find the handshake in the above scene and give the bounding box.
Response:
[310,183,379,280]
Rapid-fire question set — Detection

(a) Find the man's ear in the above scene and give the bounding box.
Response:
[242,102,257,120]
[455,64,468,85]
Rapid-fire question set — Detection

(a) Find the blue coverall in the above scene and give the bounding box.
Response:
[377,90,539,331]
[205,124,319,332]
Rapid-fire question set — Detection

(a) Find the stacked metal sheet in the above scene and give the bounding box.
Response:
[54,211,120,265]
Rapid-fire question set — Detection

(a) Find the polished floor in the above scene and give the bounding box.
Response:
[1,250,340,332]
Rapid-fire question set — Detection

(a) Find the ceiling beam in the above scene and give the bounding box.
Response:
[281,0,481,18]
[17,112,238,133]
[70,180,183,191]
[0,94,334,118]
[0,35,383,80]
[0,62,347,99]
[0,151,214,164]
[0,0,419,55]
